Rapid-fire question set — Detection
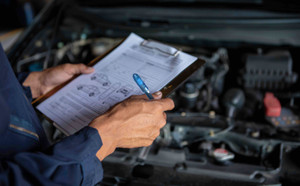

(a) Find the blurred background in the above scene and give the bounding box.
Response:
[0,0,49,49]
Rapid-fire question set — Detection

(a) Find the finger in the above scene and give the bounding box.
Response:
[143,139,154,147]
[65,63,94,75]
[149,129,161,140]
[159,113,167,128]
[130,91,162,100]
[156,98,175,111]
[130,94,149,100]
[163,112,167,120]
[153,131,161,139]
[78,64,94,74]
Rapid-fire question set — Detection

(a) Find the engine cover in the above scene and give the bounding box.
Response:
[243,51,297,90]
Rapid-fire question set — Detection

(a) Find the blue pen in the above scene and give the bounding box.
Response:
[133,73,154,100]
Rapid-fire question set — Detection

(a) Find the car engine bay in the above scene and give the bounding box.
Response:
[7,0,300,185]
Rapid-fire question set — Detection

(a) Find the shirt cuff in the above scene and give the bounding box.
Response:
[52,126,104,185]
[80,127,104,185]
[16,72,33,102]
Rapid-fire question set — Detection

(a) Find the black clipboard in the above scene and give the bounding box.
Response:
[32,36,205,134]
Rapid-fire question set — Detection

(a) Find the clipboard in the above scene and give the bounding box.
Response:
[33,38,205,106]
[32,34,205,135]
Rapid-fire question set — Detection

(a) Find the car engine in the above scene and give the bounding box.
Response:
[7,1,300,185]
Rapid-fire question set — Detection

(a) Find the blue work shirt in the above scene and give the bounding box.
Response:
[0,44,103,185]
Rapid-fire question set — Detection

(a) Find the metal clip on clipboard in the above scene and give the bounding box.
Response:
[140,39,181,57]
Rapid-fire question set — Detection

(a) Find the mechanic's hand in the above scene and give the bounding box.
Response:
[23,63,94,98]
[89,91,174,161]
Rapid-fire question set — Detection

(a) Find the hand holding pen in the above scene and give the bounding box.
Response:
[89,74,174,161]
[133,73,163,161]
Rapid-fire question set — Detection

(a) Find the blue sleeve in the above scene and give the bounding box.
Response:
[0,126,103,186]
[16,72,33,102]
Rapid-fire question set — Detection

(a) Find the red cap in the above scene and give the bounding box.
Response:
[264,93,281,117]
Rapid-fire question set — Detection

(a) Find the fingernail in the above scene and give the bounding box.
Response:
[154,91,162,96]
[87,67,94,70]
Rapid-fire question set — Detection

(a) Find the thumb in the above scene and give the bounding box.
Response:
[152,91,162,99]
[129,91,162,100]
[64,63,94,75]
[79,64,94,74]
